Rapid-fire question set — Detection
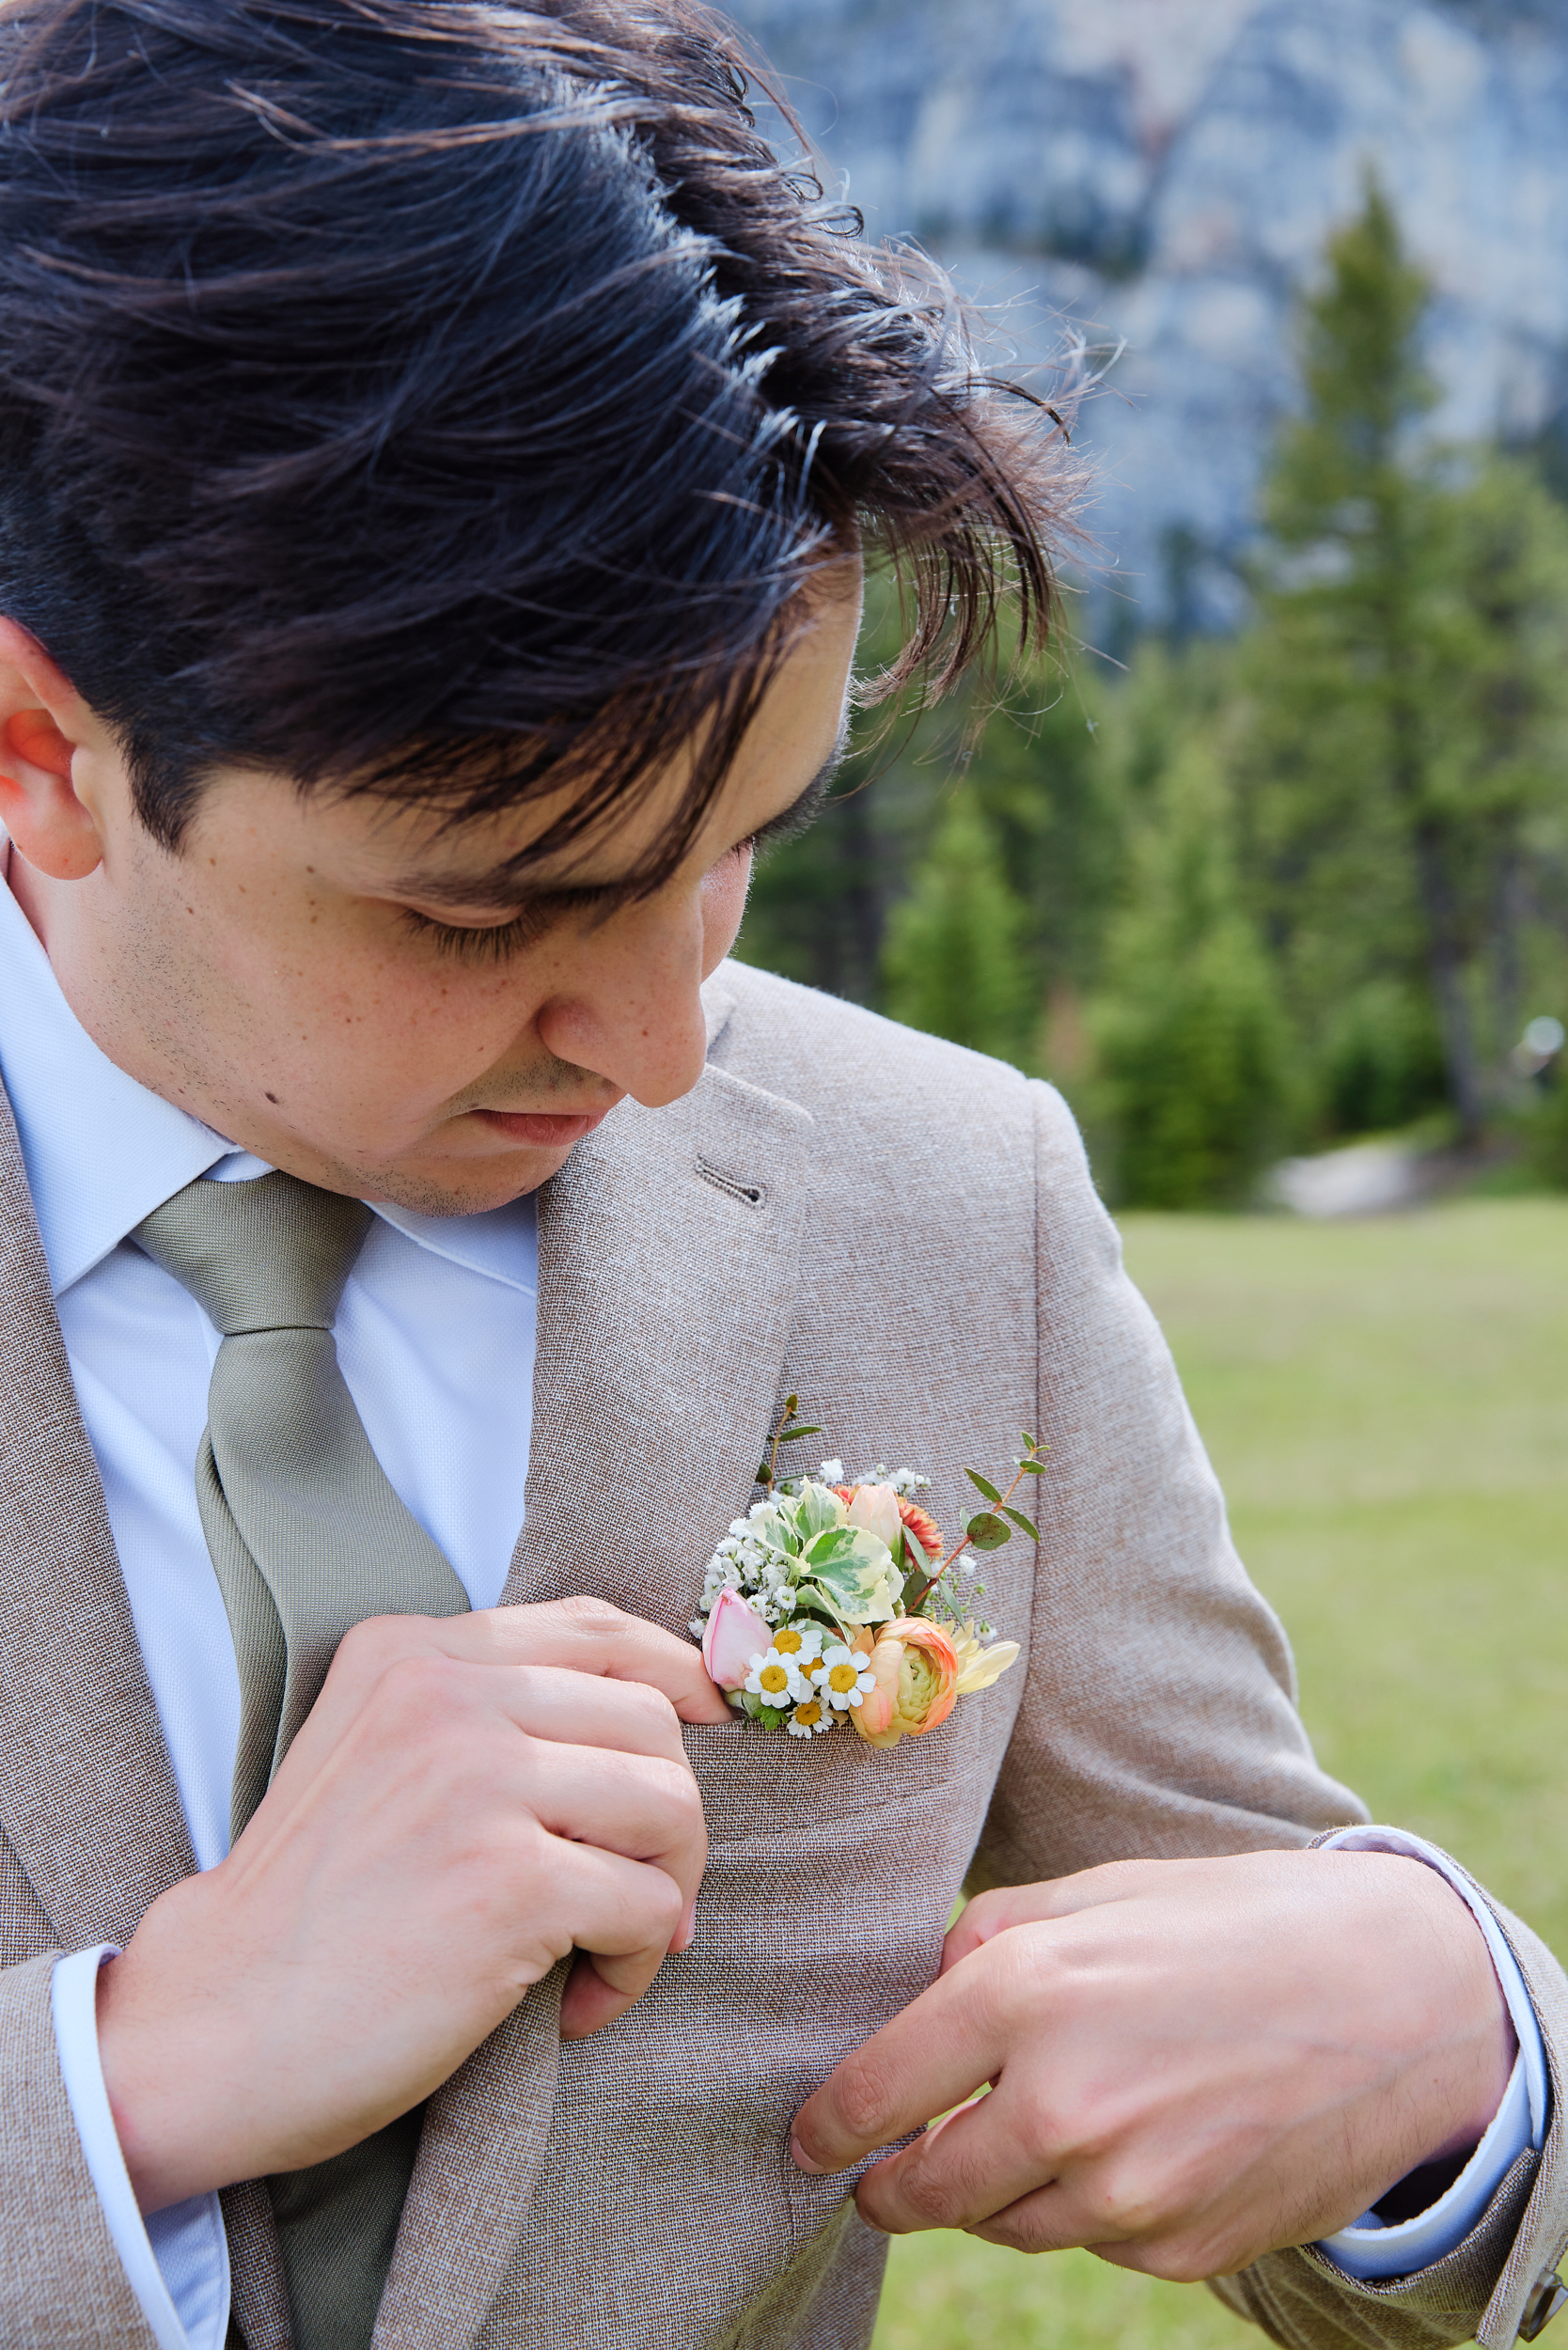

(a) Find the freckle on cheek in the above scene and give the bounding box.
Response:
[264,1091,279,1104]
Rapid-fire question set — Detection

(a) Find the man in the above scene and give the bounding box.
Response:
[0,3,1561,2348]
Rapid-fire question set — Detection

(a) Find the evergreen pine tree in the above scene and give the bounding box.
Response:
[1241,178,1568,1141]
[880,791,1037,1064]
[1091,744,1291,1208]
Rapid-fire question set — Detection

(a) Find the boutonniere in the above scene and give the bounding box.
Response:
[691,1399,1033,1747]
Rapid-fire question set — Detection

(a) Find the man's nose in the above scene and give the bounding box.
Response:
[533,909,711,1110]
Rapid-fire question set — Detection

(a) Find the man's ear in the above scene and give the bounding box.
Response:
[0,617,108,881]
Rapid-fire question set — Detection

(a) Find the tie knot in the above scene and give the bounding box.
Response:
[133,1170,373,1337]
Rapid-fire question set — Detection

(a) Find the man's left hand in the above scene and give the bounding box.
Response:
[790,1849,1515,2280]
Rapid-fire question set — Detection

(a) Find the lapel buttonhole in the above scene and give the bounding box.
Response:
[695,1156,768,1209]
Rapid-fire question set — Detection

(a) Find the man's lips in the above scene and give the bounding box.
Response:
[469,1106,611,1147]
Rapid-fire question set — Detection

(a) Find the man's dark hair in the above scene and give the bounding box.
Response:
[0,0,1074,879]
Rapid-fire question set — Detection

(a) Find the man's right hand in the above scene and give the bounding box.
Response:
[95,1597,729,2215]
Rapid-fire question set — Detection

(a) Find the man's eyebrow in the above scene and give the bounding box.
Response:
[386,727,851,914]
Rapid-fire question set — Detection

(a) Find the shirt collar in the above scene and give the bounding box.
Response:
[0,849,536,1300]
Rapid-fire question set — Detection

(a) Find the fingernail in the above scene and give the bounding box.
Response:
[790,2132,823,2175]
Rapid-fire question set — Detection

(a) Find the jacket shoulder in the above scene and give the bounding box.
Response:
[707,960,1049,1134]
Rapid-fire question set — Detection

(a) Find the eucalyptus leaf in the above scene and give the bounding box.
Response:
[784,1393,799,1416]
[965,1511,1011,1551]
[1021,1432,1038,1451]
[964,1467,1003,1503]
[1016,1458,1049,1474]
[1002,1505,1040,1541]
[776,1425,823,1443]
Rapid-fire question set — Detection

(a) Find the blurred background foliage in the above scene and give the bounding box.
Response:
[733,181,1568,1208]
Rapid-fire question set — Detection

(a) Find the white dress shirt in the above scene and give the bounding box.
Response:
[0,855,1541,2342]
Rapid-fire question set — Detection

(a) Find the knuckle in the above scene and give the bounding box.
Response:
[556,1594,628,1634]
[650,1757,708,1848]
[895,2158,967,2231]
[976,1922,1063,2026]
[1090,2160,1169,2241]
[336,1612,415,1677]
[977,2205,1048,2254]
[831,2061,902,2152]
[961,1887,1018,1940]
[376,1650,465,1728]
[641,1867,684,1936]
[1012,2098,1072,2175]
[622,1677,682,1741]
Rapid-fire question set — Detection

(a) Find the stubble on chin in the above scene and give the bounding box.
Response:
[306,1083,608,1218]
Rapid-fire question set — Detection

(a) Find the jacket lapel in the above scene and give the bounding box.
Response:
[377,1061,813,2348]
[506,1058,815,1626]
[0,1080,295,2350]
[0,1079,195,1945]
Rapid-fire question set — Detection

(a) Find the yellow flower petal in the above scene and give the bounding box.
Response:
[952,1637,1020,1696]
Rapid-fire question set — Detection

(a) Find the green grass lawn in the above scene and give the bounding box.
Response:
[873,1198,1568,2350]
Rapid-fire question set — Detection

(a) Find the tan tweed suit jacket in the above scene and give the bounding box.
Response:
[0,959,1563,2350]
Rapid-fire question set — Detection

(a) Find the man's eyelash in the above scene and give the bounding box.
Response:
[399,905,551,963]
[745,773,836,860]
[397,790,827,959]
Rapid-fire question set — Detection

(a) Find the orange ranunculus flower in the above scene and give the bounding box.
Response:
[897,1498,945,1565]
[832,1487,946,1568]
[851,1618,959,1747]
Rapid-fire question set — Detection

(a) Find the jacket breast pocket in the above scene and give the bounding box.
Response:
[683,1696,998,1848]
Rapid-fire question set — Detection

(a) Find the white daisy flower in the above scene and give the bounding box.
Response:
[745,1644,815,1706]
[818,1642,877,1711]
[768,1620,823,1667]
[787,1694,834,1737]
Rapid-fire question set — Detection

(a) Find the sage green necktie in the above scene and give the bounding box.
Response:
[133,1168,471,2350]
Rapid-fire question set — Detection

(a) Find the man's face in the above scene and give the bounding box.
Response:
[0,570,862,1213]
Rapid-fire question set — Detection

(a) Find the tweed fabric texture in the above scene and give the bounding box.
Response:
[0,1952,157,2345]
[0,1086,196,1950]
[1212,2154,1539,2350]
[2,965,1566,2350]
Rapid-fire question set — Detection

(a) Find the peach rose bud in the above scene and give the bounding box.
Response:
[843,1481,902,1553]
[853,1630,905,1736]
[701,1590,773,1692]
[852,1618,960,1747]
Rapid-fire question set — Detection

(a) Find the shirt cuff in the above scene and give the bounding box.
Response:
[51,1947,231,2350]
[1314,1825,1547,2281]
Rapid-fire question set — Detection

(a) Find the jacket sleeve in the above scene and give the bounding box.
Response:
[975,1081,1568,2350]
[976,1080,1364,1890]
[1213,1886,1568,2350]
[0,1948,160,2348]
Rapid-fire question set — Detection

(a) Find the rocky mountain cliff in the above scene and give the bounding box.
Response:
[725,0,1568,633]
